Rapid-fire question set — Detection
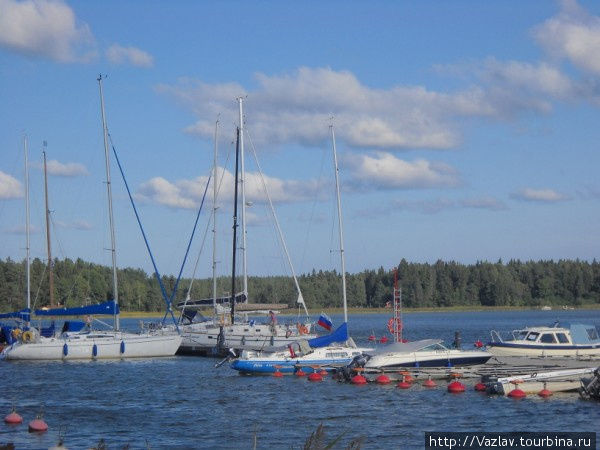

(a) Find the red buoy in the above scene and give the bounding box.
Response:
[273,370,283,378]
[368,335,376,341]
[308,372,323,382]
[4,408,23,425]
[423,377,437,388]
[397,375,412,389]
[295,368,306,377]
[447,380,466,393]
[379,336,389,344]
[319,369,328,376]
[375,374,391,384]
[538,383,552,398]
[474,340,483,348]
[474,382,487,392]
[508,388,526,398]
[351,374,367,385]
[28,417,48,433]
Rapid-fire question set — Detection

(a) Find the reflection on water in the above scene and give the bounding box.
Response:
[0,310,598,448]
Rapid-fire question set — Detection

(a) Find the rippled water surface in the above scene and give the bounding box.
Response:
[1,309,599,449]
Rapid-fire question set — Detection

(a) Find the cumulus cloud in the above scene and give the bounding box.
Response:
[0,0,96,62]
[511,188,570,203]
[41,159,88,176]
[534,0,600,76]
[54,219,92,230]
[0,171,23,199]
[106,44,154,67]
[460,196,508,211]
[344,152,460,190]
[135,167,320,210]
[6,224,40,234]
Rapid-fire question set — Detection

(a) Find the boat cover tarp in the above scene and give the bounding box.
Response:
[308,322,349,348]
[35,300,119,317]
[0,308,31,322]
[367,339,442,356]
[176,293,247,309]
[570,324,600,344]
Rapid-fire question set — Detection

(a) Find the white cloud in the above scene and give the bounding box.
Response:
[6,224,40,234]
[344,152,460,190]
[534,0,600,75]
[106,44,154,67]
[135,167,320,210]
[44,159,88,176]
[0,0,96,63]
[0,171,23,199]
[511,188,570,203]
[460,197,507,211]
[54,219,92,230]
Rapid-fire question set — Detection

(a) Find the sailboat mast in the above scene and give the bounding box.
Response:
[43,145,55,307]
[230,127,241,324]
[212,119,219,314]
[24,135,31,318]
[330,124,348,324]
[238,98,248,301]
[98,75,119,331]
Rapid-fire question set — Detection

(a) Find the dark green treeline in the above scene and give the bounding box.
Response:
[1,257,599,312]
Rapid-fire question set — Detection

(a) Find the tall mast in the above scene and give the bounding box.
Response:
[230,127,241,324]
[330,124,348,324]
[43,144,55,307]
[212,119,219,314]
[98,75,119,331]
[24,135,31,319]
[237,98,248,301]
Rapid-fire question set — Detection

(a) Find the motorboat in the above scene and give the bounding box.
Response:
[487,322,600,358]
[361,339,492,372]
[231,323,371,374]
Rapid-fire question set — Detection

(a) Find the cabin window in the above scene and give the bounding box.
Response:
[556,333,569,343]
[516,331,528,340]
[540,333,557,343]
[586,328,599,340]
[526,332,539,341]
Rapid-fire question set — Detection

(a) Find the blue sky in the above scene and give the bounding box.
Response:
[2,0,600,280]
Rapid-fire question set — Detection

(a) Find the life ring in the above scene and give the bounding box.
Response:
[21,330,33,343]
[297,324,309,335]
[11,329,22,339]
[387,317,402,335]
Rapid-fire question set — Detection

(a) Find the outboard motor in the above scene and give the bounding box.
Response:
[580,367,600,401]
[338,354,371,382]
[453,331,462,349]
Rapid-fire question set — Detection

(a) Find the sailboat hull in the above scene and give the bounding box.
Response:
[1,332,182,360]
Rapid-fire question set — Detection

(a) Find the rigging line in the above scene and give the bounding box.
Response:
[30,263,48,312]
[183,142,233,306]
[108,137,178,330]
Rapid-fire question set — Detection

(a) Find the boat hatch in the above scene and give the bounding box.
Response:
[526,332,539,341]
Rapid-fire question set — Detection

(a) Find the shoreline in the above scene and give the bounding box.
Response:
[119,303,600,318]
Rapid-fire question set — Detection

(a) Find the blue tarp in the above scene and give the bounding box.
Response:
[0,309,31,322]
[308,322,349,348]
[35,300,119,317]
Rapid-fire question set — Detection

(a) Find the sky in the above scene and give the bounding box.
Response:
[2,0,600,281]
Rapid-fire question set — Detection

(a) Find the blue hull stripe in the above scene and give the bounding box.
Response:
[232,358,353,374]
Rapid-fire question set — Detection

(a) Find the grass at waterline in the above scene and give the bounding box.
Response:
[118,303,600,318]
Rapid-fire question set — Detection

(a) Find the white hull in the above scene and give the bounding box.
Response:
[2,332,182,360]
[178,321,316,354]
[487,345,600,358]
[364,348,492,371]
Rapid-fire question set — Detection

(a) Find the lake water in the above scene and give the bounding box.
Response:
[1,309,599,449]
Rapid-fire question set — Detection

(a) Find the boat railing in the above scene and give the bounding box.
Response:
[490,330,503,343]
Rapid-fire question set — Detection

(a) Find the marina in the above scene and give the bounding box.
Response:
[1,310,599,448]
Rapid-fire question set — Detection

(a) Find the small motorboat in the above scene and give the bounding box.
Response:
[361,338,492,372]
[487,323,600,358]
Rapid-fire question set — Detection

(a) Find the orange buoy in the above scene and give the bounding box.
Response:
[273,370,283,378]
[538,382,553,398]
[447,380,466,393]
[423,377,437,388]
[375,374,391,384]
[308,371,323,382]
[508,380,526,398]
[351,374,367,385]
[319,369,328,376]
[28,417,48,433]
[4,407,23,425]
[474,382,487,391]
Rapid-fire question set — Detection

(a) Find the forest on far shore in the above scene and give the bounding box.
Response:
[1,257,599,313]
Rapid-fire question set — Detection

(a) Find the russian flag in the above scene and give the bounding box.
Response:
[317,313,333,331]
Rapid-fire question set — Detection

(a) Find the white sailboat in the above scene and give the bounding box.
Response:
[177,99,315,355]
[231,122,372,374]
[1,76,181,360]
